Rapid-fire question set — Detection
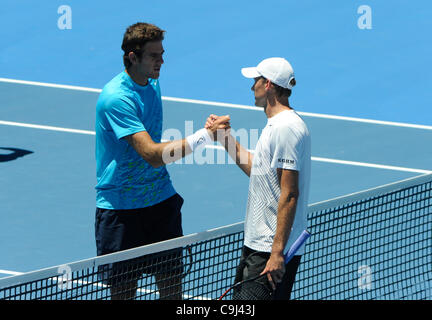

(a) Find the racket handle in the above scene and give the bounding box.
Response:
[284,230,310,263]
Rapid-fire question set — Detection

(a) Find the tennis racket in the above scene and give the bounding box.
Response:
[218,230,311,300]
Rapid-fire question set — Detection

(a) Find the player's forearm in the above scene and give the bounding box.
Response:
[223,135,253,177]
[271,191,298,256]
[156,139,193,166]
[125,134,192,168]
[126,127,217,168]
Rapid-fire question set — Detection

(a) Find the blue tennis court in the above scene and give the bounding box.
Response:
[0,0,431,294]
[1,79,431,276]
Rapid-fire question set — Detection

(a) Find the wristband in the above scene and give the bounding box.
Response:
[186,128,212,151]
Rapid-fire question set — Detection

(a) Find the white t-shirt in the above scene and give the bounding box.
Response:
[244,109,311,255]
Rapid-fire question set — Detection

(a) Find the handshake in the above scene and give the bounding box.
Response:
[204,114,231,142]
[184,114,232,154]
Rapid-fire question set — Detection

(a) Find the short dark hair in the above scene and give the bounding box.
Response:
[273,78,296,98]
[121,22,165,69]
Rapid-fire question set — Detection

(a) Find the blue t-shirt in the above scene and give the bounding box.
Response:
[95,71,176,209]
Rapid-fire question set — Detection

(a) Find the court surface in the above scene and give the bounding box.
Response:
[1,79,431,275]
[1,0,431,277]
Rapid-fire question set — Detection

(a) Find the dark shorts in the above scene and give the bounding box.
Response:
[234,246,302,300]
[95,193,184,285]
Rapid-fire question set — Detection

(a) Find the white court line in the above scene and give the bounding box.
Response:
[0,269,23,276]
[1,119,431,174]
[0,120,95,135]
[1,119,430,174]
[0,78,102,93]
[311,156,432,175]
[1,77,432,130]
[208,145,432,175]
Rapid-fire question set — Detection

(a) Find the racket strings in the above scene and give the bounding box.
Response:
[232,274,273,300]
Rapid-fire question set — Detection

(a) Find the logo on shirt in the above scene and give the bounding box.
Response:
[196,137,205,145]
[278,158,295,164]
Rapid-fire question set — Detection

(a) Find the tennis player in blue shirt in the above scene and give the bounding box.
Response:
[94,22,230,300]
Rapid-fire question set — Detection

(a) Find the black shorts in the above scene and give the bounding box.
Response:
[233,246,302,300]
[95,193,184,285]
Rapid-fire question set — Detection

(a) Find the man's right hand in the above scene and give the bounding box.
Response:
[205,114,253,177]
[205,114,231,141]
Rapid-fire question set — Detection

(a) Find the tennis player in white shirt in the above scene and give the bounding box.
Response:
[206,57,311,300]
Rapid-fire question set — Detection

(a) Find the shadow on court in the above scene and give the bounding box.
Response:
[0,147,33,162]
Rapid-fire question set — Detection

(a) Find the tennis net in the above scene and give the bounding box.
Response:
[0,173,431,300]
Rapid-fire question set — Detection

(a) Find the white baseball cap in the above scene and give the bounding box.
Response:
[241,57,295,89]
